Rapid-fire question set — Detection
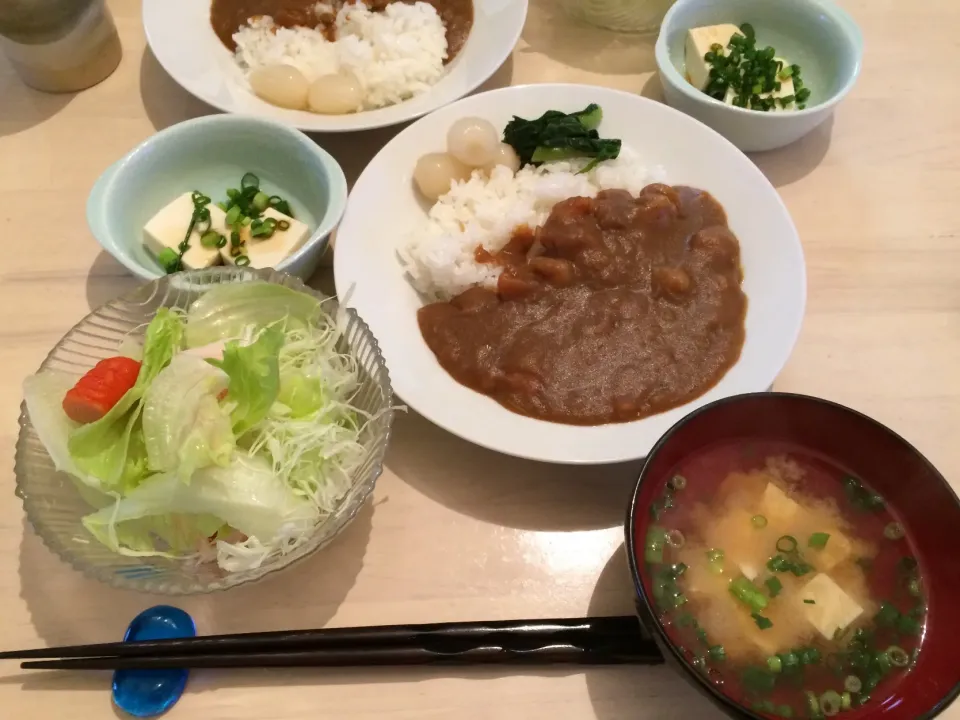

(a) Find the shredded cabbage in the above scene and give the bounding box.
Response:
[24,284,377,573]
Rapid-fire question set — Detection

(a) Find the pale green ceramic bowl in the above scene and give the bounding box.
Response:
[656,0,863,152]
[87,115,348,281]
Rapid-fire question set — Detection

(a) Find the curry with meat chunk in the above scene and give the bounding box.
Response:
[417,185,748,425]
[211,0,473,61]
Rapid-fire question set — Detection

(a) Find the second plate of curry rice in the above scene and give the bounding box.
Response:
[334,84,806,464]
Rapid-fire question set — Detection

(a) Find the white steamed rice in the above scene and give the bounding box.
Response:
[401,150,667,300]
[234,1,447,111]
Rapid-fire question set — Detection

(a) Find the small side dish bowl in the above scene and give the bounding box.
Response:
[15,268,393,594]
[87,115,348,281]
[655,0,863,152]
[626,393,960,719]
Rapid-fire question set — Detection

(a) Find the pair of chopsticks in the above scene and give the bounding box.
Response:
[2,616,663,671]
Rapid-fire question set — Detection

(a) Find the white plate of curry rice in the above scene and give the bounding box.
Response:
[143,0,526,132]
[334,84,806,464]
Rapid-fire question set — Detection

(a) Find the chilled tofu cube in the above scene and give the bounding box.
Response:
[810,530,852,572]
[143,193,228,270]
[800,573,864,640]
[220,208,310,269]
[760,483,799,525]
[685,24,743,90]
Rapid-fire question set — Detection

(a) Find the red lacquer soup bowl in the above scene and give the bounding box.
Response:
[625,393,960,720]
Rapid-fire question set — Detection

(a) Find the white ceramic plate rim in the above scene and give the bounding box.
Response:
[334,84,807,465]
[142,0,528,133]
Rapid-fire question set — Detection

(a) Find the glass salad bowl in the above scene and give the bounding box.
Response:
[14,267,394,594]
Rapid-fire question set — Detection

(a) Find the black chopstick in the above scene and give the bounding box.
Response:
[3,616,649,662]
[20,633,662,671]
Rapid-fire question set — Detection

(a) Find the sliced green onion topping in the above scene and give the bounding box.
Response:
[765,576,783,597]
[235,255,251,267]
[277,219,291,231]
[668,474,687,491]
[776,535,798,553]
[844,675,862,693]
[907,577,922,597]
[645,526,667,564]
[820,690,842,716]
[751,514,767,529]
[708,644,726,662]
[809,532,830,549]
[803,598,815,605]
[666,530,685,548]
[225,204,242,226]
[252,191,270,212]
[841,692,852,711]
[707,549,724,563]
[241,172,259,189]
[884,522,905,540]
[766,655,782,672]
[886,646,910,667]
[157,247,180,274]
[729,577,768,613]
[752,613,773,630]
[216,235,227,248]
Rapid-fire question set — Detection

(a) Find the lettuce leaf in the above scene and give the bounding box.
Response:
[82,456,319,556]
[67,309,183,491]
[142,354,234,482]
[184,282,322,348]
[208,325,283,436]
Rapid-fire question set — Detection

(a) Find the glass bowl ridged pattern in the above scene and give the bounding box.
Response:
[14,267,394,594]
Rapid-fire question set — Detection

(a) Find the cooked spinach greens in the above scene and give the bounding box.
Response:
[502,104,621,172]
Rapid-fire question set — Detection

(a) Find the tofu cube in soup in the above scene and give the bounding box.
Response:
[760,483,800,525]
[800,573,864,640]
[809,529,852,572]
[220,208,310,268]
[144,192,228,270]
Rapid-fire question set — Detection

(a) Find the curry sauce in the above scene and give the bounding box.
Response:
[417,185,748,425]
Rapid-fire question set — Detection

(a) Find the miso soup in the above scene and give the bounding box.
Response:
[641,441,926,718]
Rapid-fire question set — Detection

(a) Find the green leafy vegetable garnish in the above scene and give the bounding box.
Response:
[502,103,622,172]
[208,325,284,436]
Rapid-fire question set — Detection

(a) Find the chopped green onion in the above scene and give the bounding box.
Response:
[216,235,227,249]
[668,474,687,491]
[277,219,291,231]
[767,655,782,673]
[645,526,667,564]
[710,42,723,52]
[884,522,905,540]
[729,577,768,613]
[841,692,852,711]
[742,666,776,693]
[241,216,253,226]
[252,191,270,212]
[796,87,812,103]
[844,675,862,693]
[820,690,842,716]
[875,650,893,674]
[875,602,899,626]
[666,530,685,548]
[752,613,773,630]
[776,535,798,553]
[767,554,789,572]
[707,549,724,563]
[780,651,799,672]
[809,532,830,549]
[778,65,794,79]
[896,613,921,635]
[157,247,180,274]
[800,647,821,665]
[886,646,909,668]
[803,598,816,604]
[226,188,240,200]
[199,231,221,249]
[225,205,242,226]
[751,514,768,529]
[230,229,241,247]
[804,691,819,716]
[668,562,688,579]
[708,644,726,662]
[240,172,259,189]
[235,255,251,267]
[765,576,783,597]
[739,22,755,40]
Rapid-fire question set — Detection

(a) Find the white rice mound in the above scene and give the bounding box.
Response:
[233,2,448,111]
[401,149,668,300]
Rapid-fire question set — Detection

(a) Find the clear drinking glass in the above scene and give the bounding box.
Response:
[558,0,677,33]
[0,0,122,92]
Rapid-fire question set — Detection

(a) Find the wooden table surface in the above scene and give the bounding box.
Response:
[0,1,957,718]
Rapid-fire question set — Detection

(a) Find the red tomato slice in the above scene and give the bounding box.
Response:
[62,356,142,424]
